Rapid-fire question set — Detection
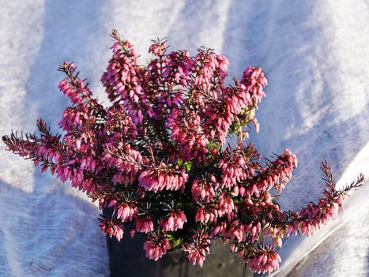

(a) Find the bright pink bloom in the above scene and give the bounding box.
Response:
[138,163,188,192]
[213,221,228,238]
[116,203,139,222]
[248,248,281,275]
[136,215,154,233]
[240,66,268,105]
[229,220,246,243]
[99,214,125,242]
[160,209,187,232]
[218,192,236,216]
[148,40,167,56]
[191,178,216,202]
[195,206,217,223]
[183,232,211,267]
[143,235,170,261]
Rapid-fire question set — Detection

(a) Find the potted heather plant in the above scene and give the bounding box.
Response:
[2,30,365,276]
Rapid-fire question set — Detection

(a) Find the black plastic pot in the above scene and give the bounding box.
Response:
[106,230,254,277]
[104,207,253,277]
[106,226,161,277]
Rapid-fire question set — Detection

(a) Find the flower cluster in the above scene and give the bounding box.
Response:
[2,29,365,275]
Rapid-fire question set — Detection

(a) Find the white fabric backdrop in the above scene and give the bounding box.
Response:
[1,0,368,276]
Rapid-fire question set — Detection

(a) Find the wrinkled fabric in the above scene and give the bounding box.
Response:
[1,1,368,276]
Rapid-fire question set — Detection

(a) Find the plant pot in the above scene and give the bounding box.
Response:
[105,225,254,277]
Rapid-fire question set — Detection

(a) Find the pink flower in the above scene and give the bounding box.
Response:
[213,221,228,238]
[248,248,281,275]
[195,205,217,223]
[218,192,236,216]
[191,178,216,202]
[229,220,246,243]
[183,232,211,267]
[160,209,187,232]
[138,163,189,192]
[116,203,139,222]
[253,149,298,192]
[136,215,154,233]
[245,221,262,243]
[102,143,142,185]
[166,109,208,163]
[143,235,170,261]
[148,40,167,56]
[99,214,125,242]
[240,66,268,105]
[219,150,250,188]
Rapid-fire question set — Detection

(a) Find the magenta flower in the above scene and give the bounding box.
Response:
[99,212,125,241]
[116,203,138,222]
[136,215,154,233]
[248,248,281,274]
[183,231,211,267]
[160,209,187,232]
[143,234,170,261]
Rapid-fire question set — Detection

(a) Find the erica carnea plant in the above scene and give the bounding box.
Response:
[2,30,365,275]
